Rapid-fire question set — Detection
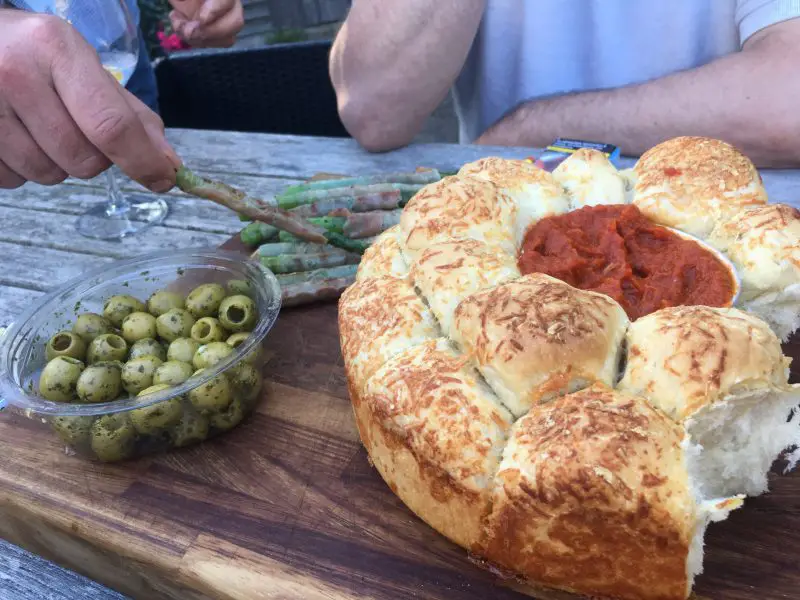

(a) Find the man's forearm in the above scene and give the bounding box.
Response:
[330,0,485,151]
[476,20,800,167]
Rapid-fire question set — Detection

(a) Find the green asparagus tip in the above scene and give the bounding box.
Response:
[324,232,370,255]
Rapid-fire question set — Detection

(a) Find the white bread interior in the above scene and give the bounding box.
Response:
[552,147,630,208]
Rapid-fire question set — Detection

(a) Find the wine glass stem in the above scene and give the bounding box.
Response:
[105,169,129,216]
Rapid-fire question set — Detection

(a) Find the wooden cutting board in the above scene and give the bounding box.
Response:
[1,201,800,600]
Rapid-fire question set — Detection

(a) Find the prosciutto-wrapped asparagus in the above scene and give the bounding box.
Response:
[260,251,361,274]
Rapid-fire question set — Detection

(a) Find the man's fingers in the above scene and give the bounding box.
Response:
[50,37,177,192]
[121,87,182,171]
[0,158,26,190]
[188,4,243,46]
[0,107,67,185]
[198,0,237,25]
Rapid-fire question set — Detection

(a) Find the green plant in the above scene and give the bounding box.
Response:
[137,0,172,59]
[265,28,309,45]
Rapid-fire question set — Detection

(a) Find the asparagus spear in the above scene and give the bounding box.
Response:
[276,183,424,209]
[280,169,441,196]
[253,242,343,257]
[240,222,278,246]
[276,264,358,286]
[176,166,368,254]
[280,274,357,307]
[343,210,402,238]
[290,190,402,216]
[260,251,361,274]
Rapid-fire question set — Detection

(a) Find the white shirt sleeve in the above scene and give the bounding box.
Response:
[736,0,800,43]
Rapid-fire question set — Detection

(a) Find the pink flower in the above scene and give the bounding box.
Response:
[157,31,190,52]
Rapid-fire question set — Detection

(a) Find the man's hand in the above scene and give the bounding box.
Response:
[169,0,244,48]
[0,10,180,191]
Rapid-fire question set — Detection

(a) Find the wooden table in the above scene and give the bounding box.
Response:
[1,129,799,600]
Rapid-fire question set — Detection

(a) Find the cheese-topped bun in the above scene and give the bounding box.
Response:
[399,175,515,259]
[338,276,438,394]
[618,305,799,497]
[409,239,520,335]
[458,157,570,245]
[356,225,408,281]
[357,339,513,549]
[552,148,630,208]
[633,136,767,238]
[479,385,742,600]
[708,204,800,340]
[451,273,629,417]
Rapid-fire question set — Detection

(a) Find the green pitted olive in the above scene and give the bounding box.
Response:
[77,361,122,403]
[128,338,167,362]
[226,332,262,365]
[121,356,163,395]
[51,415,94,446]
[217,295,258,332]
[209,397,245,432]
[170,411,210,448]
[228,362,263,409]
[45,331,86,362]
[226,279,253,298]
[188,370,232,415]
[72,313,112,343]
[87,333,128,364]
[121,311,158,344]
[90,413,136,462]
[185,283,226,319]
[39,356,84,402]
[130,384,184,435]
[190,317,227,344]
[103,294,146,327]
[146,290,185,317]
[166,337,200,363]
[192,342,233,370]
[156,308,196,343]
[152,360,194,386]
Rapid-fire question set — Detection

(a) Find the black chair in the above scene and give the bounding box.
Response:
[153,40,350,138]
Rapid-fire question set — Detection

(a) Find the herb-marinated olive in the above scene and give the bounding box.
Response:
[39,356,84,402]
[185,283,226,319]
[152,360,194,386]
[128,338,167,361]
[90,414,135,462]
[218,295,257,332]
[130,385,183,435]
[170,411,210,447]
[192,342,233,370]
[226,332,262,365]
[87,333,128,364]
[228,362,263,409]
[226,279,253,298]
[73,313,112,343]
[156,308,196,342]
[51,415,94,446]
[209,397,245,432]
[121,311,158,344]
[190,317,227,344]
[77,362,122,403]
[45,331,86,362]
[166,337,199,363]
[103,294,146,327]
[188,370,232,414]
[121,356,163,395]
[146,290,185,317]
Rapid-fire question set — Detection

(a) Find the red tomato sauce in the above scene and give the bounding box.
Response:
[518,205,735,320]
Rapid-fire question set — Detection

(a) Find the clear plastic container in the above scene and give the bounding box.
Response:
[0,248,281,462]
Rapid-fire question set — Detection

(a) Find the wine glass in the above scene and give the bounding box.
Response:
[10,0,169,239]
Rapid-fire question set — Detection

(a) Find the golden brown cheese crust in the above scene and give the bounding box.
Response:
[479,385,696,600]
[338,276,439,395]
[410,238,520,334]
[400,175,516,258]
[617,306,790,421]
[356,225,408,281]
[354,339,513,549]
[451,273,629,417]
[633,136,767,238]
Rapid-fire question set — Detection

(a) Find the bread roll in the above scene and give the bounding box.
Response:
[356,338,513,549]
[479,384,742,600]
[618,305,799,497]
[552,148,630,208]
[410,238,520,334]
[451,273,629,417]
[356,225,408,281]
[632,136,767,238]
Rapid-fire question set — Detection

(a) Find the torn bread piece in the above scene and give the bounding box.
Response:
[356,225,408,281]
[552,147,630,208]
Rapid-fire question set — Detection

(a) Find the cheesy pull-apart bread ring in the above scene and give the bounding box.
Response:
[632,136,768,239]
[708,203,800,340]
[617,305,799,498]
[355,225,408,281]
[551,147,632,208]
[479,384,742,600]
[358,338,514,550]
[451,273,629,418]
